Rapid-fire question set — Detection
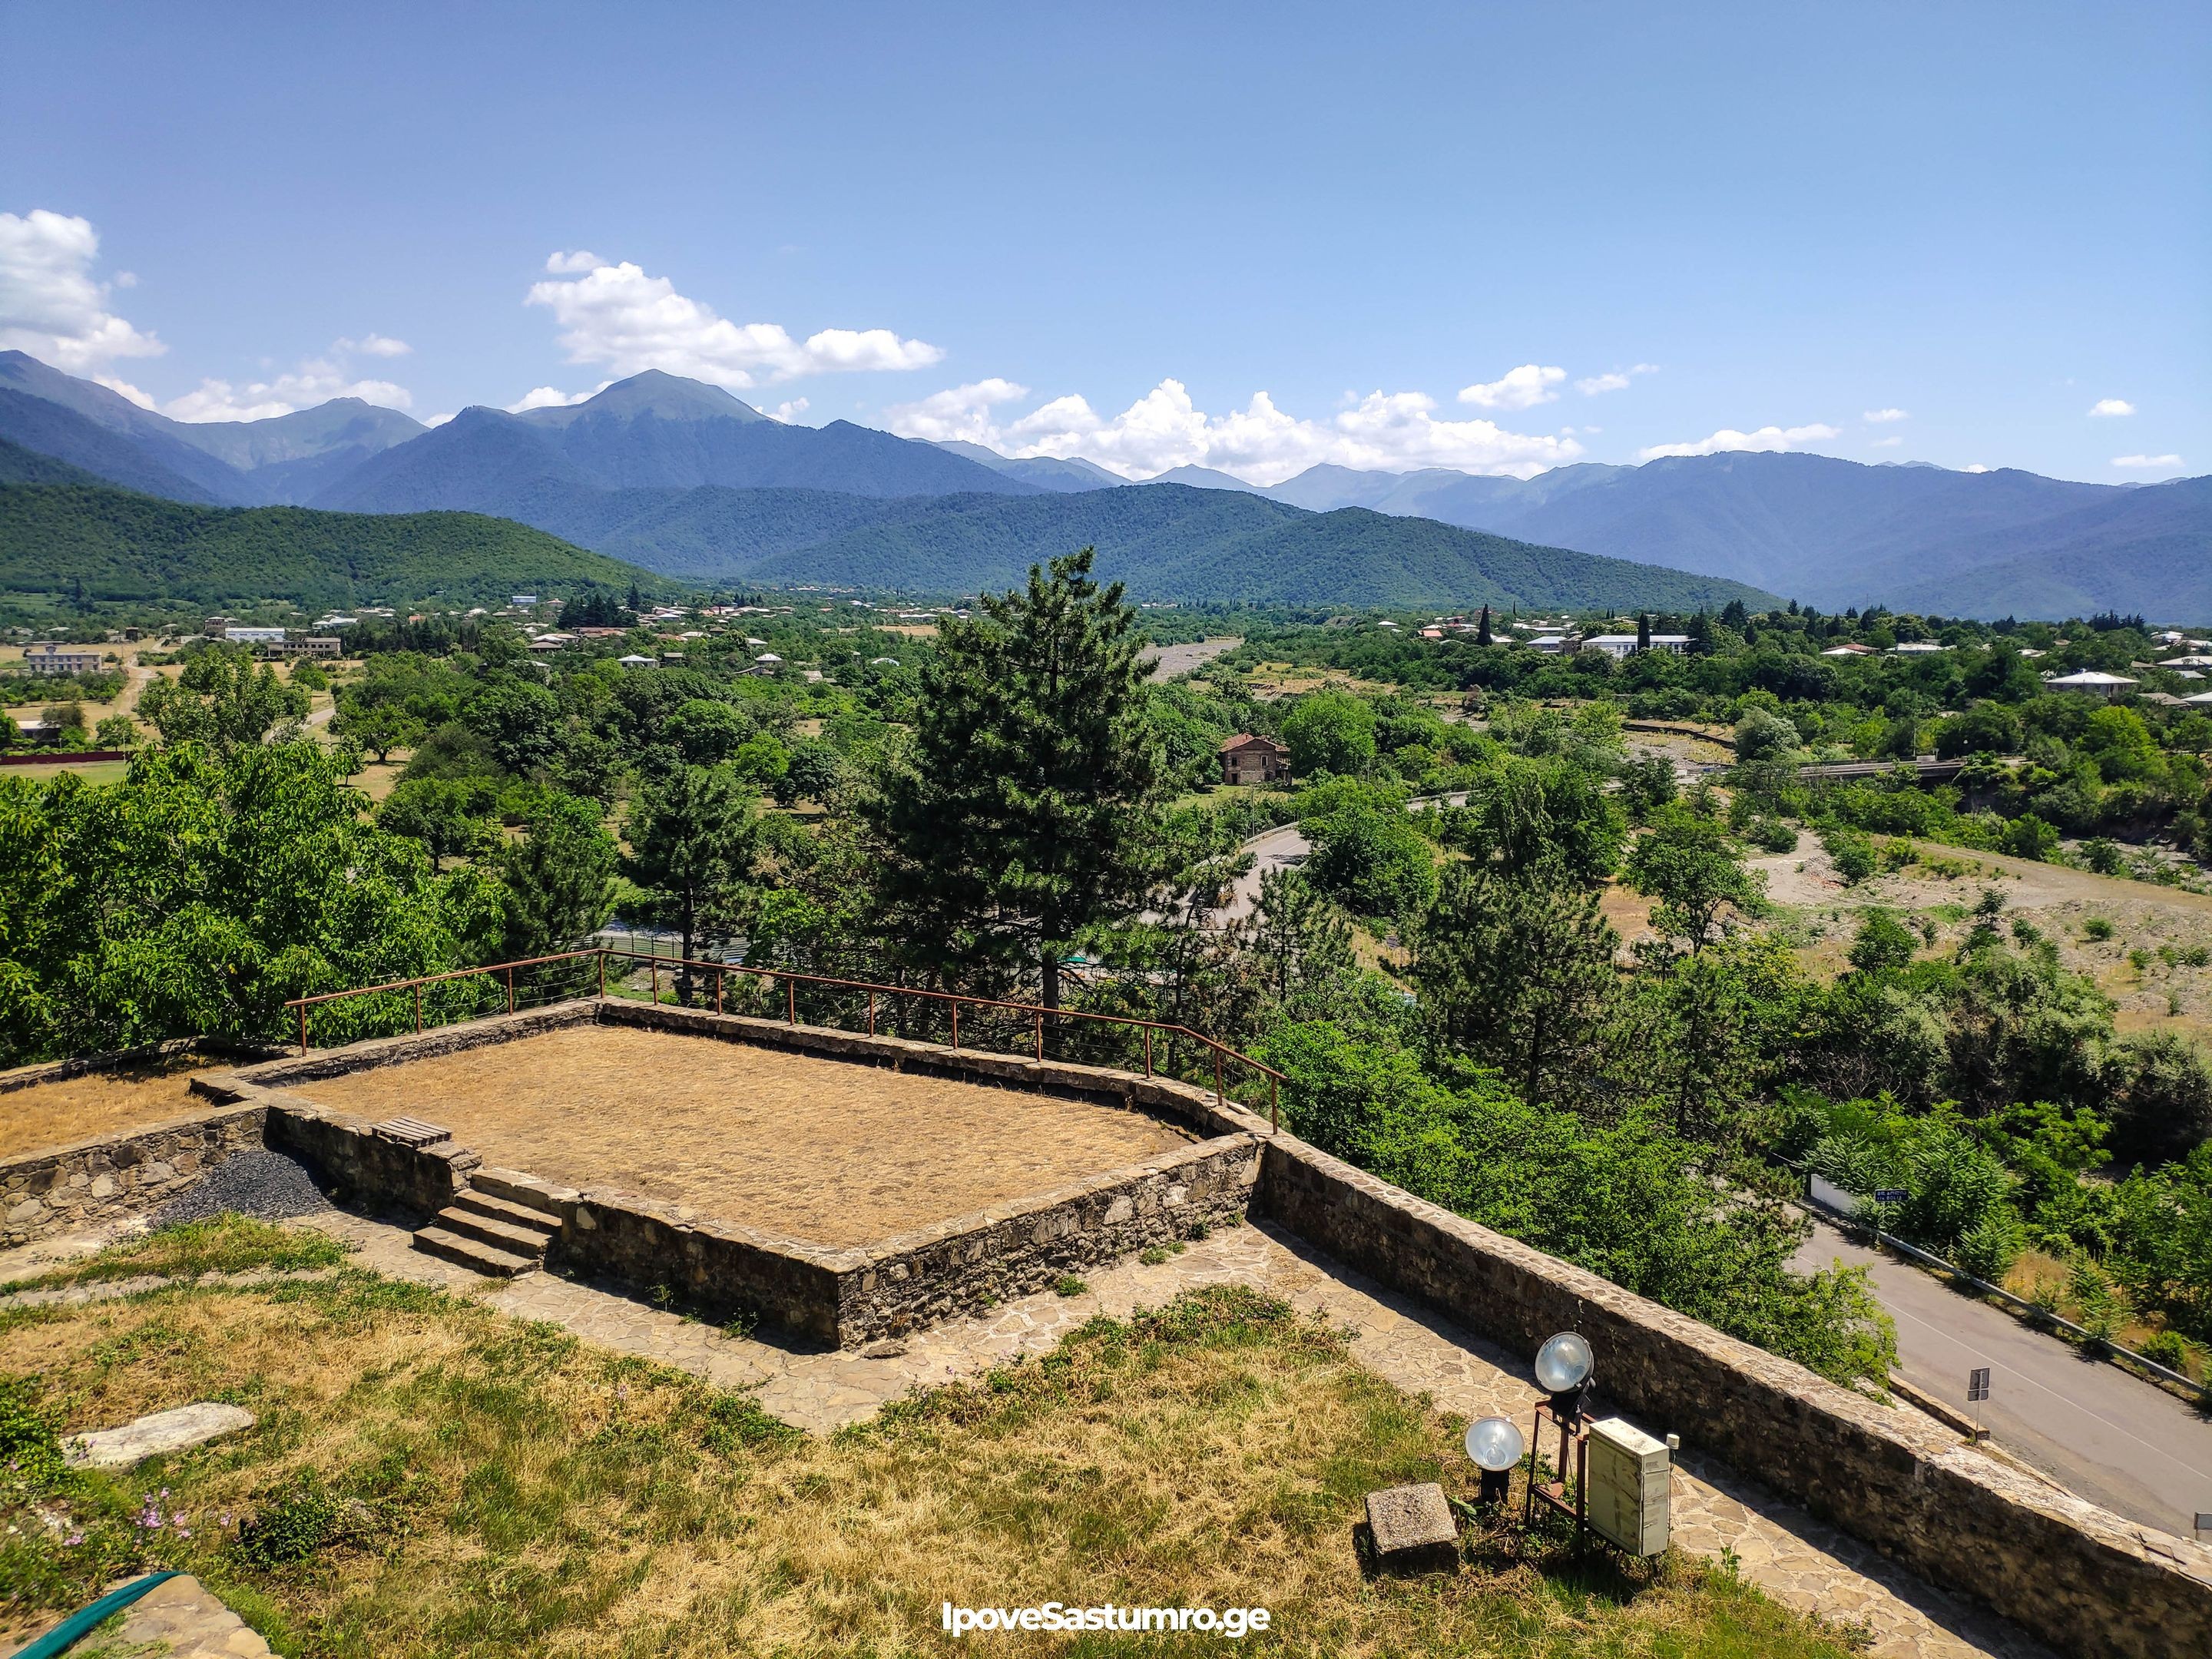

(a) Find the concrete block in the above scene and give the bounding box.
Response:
[1364,1482,1458,1573]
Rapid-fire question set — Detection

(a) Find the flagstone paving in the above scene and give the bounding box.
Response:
[301,1207,2045,1658]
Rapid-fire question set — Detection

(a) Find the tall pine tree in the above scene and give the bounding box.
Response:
[869,548,1169,1007]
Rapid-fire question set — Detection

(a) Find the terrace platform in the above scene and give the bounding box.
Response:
[285,1022,1194,1247]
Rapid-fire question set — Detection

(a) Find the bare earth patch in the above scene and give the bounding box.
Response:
[0,1055,227,1161]
[289,1025,1195,1245]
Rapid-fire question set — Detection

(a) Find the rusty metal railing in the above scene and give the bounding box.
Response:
[282,946,1283,1130]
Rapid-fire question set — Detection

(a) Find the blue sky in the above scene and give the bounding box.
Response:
[3,2,2204,484]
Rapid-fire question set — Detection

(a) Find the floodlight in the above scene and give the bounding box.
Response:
[1465,1416,1525,1472]
[1465,1415,1525,1508]
[1533,1332,1593,1393]
[1534,1332,1594,1422]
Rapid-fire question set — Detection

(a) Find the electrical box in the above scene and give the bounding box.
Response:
[1585,1416,1671,1555]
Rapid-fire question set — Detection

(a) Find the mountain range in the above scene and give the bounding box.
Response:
[2,349,2204,618]
[1193,454,2212,618]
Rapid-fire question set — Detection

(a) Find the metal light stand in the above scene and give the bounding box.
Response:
[1521,1391,1589,1543]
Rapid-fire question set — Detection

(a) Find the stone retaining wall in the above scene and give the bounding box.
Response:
[838,1134,1257,1343]
[0,1104,267,1249]
[1255,1133,2212,1659]
[196,1079,481,1223]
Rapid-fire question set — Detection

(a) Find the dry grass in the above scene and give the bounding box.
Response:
[0,1055,227,1161]
[289,1027,1194,1246]
[0,1272,1866,1659]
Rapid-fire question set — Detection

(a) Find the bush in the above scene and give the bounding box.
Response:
[1822,825,1879,884]
[1954,1207,2025,1283]
[2139,1329,2192,1373]
[1749,816,1800,853]
[236,1477,349,1568]
[2081,916,2114,942]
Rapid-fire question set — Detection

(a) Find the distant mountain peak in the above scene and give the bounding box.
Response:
[518,369,768,427]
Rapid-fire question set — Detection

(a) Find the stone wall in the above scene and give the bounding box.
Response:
[199,1081,482,1223]
[232,1000,596,1093]
[0,1104,267,1249]
[1255,1133,2212,1659]
[836,1134,1258,1344]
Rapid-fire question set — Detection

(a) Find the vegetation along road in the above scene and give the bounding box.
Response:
[1798,1217,2212,1536]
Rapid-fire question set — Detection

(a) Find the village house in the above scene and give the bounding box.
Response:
[1219,733,1290,786]
[21,644,105,676]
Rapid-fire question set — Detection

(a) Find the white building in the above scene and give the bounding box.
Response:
[2043,670,2138,700]
[224,627,286,644]
[1582,633,1690,660]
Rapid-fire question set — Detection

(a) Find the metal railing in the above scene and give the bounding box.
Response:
[282,946,1284,1129]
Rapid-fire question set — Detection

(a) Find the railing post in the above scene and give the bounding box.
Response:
[298,1004,308,1055]
[414,983,422,1034]
[1214,1048,1223,1108]
[506,966,515,1015]
[598,950,606,999]
[651,959,658,1005]
[1035,1008,1044,1062]
[1144,1026,1152,1077]
[951,1000,960,1049]
[787,977,796,1025]
[716,968,724,1015]
[867,990,876,1037]
[1270,1075,1279,1134]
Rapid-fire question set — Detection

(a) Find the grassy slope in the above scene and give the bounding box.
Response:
[0,1227,1860,1659]
[0,483,661,608]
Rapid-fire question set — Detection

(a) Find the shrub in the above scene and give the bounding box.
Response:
[2139,1329,2193,1373]
[2082,916,2114,942]
[1955,1207,2025,1283]
[1822,825,1879,885]
[1749,816,1799,853]
[236,1477,348,1568]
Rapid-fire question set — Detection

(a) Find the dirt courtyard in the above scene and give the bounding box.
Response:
[1,1055,225,1161]
[291,1026,1197,1246]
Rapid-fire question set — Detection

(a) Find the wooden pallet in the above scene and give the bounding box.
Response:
[373,1116,452,1148]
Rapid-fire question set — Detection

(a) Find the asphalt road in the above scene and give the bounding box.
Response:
[1796,1217,2212,1537]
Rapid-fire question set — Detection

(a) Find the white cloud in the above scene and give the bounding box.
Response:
[336,333,412,358]
[1575,363,1657,396]
[881,378,1031,444]
[1870,435,1903,448]
[526,252,943,389]
[2112,453,2181,469]
[0,209,165,373]
[768,398,810,424]
[1638,422,1842,460]
[1964,463,1990,473]
[889,376,1584,486]
[94,375,156,409]
[1458,363,1565,411]
[163,357,413,422]
[422,412,455,428]
[2088,398,2134,418]
[506,385,597,413]
[1863,407,1909,423]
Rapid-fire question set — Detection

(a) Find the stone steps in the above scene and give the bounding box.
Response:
[409,1181,563,1278]
[410,1224,541,1278]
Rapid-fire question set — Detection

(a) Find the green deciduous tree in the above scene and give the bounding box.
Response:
[1280,689,1376,777]
[1626,802,1766,952]
[867,548,1170,1008]
[0,743,479,1063]
[139,647,309,754]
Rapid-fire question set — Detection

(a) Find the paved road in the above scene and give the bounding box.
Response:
[1145,637,1240,681]
[1214,822,1310,923]
[1796,1218,2212,1537]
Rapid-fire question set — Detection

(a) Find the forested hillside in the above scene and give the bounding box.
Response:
[0,483,656,607]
